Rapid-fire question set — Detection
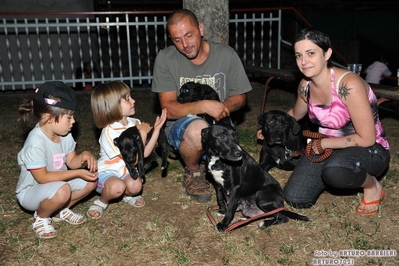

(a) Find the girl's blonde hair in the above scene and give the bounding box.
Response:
[91,81,131,128]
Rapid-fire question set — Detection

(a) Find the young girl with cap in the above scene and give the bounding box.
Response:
[88,81,166,219]
[16,81,98,239]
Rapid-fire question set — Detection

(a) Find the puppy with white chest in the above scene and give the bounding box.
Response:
[201,123,310,232]
[258,110,305,171]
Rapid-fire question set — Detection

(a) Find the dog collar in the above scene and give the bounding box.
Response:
[285,147,303,159]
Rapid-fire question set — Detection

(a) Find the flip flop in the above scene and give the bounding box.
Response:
[355,189,385,216]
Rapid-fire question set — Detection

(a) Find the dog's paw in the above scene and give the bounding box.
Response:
[216,223,228,232]
[216,211,225,217]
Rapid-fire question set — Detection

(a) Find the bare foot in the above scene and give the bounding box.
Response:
[356,180,384,214]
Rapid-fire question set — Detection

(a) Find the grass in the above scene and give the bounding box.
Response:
[0,82,399,265]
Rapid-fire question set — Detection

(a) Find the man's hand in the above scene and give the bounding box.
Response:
[204,101,230,121]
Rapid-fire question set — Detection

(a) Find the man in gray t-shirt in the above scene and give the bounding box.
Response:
[151,9,252,202]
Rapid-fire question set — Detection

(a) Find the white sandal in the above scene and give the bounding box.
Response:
[123,195,145,208]
[87,198,108,219]
[52,208,86,225]
[32,211,57,239]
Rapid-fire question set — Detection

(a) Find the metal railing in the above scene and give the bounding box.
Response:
[0,8,331,92]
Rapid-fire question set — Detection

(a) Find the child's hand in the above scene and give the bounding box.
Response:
[79,169,98,181]
[80,151,98,173]
[153,109,167,131]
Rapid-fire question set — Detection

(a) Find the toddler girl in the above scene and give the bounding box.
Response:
[88,81,166,219]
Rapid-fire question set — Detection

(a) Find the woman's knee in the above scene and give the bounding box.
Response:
[283,186,317,209]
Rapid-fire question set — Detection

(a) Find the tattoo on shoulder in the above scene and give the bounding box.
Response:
[338,83,352,100]
[299,84,307,97]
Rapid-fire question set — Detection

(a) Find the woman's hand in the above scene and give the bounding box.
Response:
[257,129,264,140]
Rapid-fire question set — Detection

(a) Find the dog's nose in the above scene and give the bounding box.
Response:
[235,150,243,158]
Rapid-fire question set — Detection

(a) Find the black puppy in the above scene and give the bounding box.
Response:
[258,110,304,171]
[177,81,220,102]
[177,82,232,126]
[113,126,168,181]
[201,123,309,231]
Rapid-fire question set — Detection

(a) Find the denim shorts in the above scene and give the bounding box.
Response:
[167,115,203,150]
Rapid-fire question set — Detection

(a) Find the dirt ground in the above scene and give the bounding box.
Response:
[0,82,398,265]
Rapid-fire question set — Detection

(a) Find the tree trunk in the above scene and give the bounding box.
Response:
[183,0,229,44]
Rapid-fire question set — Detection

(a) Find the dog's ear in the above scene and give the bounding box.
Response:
[201,127,209,143]
[232,128,240,142]
[288,115,301,135]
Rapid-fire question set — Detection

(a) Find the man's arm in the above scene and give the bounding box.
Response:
[158,90,238,121]
[223,94,246,113]
[158,91,191,119]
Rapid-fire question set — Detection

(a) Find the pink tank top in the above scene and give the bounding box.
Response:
[307,68,389,149]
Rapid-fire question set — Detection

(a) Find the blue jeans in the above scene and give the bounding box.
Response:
[166,115,203,150]
[283,143,390,208]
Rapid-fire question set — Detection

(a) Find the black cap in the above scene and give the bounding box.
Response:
[34,81,77,111]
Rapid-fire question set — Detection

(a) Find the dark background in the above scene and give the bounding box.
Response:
[94,0,399,85]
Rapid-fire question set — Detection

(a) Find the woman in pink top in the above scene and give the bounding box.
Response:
[283,28,390,216]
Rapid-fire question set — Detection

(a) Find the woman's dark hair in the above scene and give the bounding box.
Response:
[294,27,333,68]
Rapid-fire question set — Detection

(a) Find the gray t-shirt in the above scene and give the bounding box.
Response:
[16,123,76,193]
[151,41,252,102]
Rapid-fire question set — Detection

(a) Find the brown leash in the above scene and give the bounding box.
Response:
[206,206,288,232]
[302,130,333,163]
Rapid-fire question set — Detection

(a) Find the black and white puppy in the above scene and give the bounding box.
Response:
[113,126,168,181]
[177,82,233,126]
[258,110,304,171]
[201,123,310,231]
